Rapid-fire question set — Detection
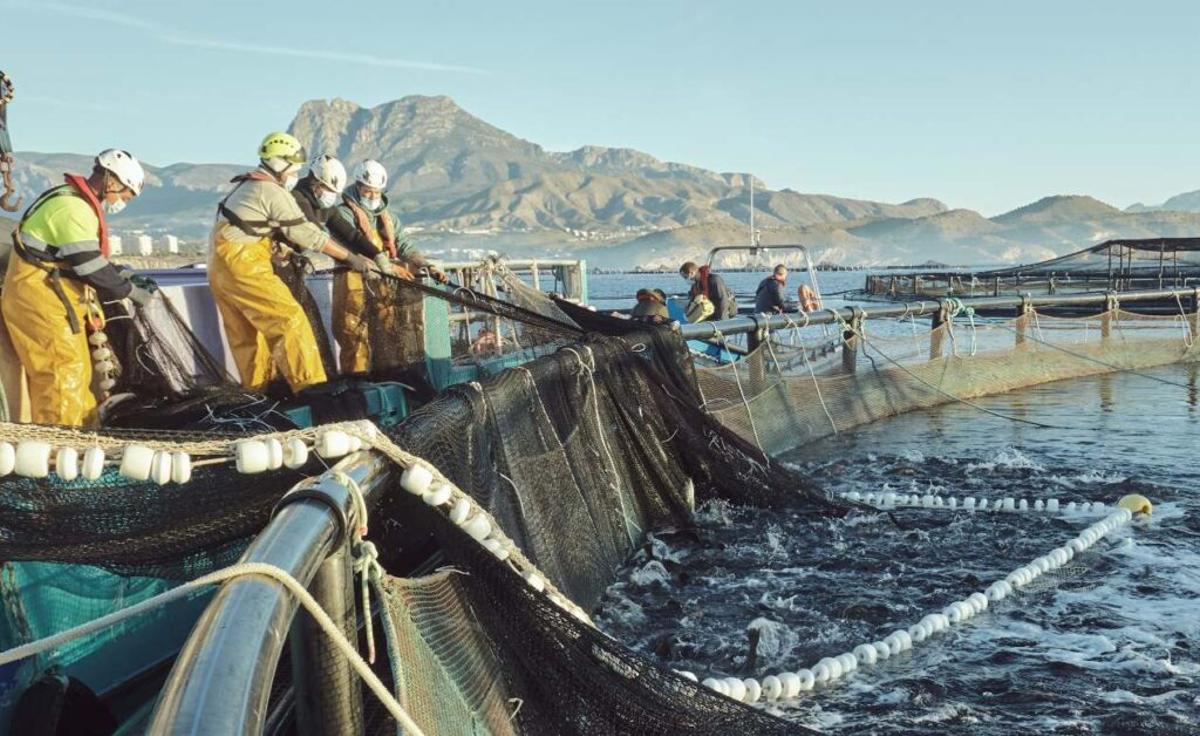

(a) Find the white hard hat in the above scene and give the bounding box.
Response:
[96,149,145,196]
[308,154,347,192]
[351,159,388,189]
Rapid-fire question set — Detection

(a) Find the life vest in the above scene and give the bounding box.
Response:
[344,197,397,258]
[798,284,821,312]
[16,175,110,259]
[689,265,714,300]
[216,171,306,242]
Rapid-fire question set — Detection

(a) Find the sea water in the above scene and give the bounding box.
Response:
[596,361,1200,734]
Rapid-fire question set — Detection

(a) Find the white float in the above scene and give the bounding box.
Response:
[14,441,52,478]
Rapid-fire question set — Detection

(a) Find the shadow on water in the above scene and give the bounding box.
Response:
[597,364,1200,735]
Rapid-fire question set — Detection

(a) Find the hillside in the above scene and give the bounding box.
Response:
[5,95,1200,267]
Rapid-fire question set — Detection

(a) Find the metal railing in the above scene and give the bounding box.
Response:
[678,286,1200,340]
[148,451,394,736]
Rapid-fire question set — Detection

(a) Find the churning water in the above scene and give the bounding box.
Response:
[596,363,1200,734]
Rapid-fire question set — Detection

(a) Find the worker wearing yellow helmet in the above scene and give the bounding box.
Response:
[2,148,153,426]
[208,132,377,393]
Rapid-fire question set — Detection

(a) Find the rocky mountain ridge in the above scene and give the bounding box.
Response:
[6,95,1200,267]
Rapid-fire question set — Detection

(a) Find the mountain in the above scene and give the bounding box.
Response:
[1126,189,1200,214]
[6,95,1200,267]
[287,96,950,237]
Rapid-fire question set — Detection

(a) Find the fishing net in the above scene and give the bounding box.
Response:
[273,252,338,377]
[368,512,802,736]
[865,237,1200,299]
[695,306,1200,455]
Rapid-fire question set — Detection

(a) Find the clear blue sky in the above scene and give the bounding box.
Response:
[2,0,1196,215]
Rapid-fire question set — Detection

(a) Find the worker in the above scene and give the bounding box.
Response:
[208,132,376,394]
[331,159,445,374]
[629,288,670,324]
[798,282,821,312]
[1,149,155,426]
[0,70,18,212]
[680,260,736,321]
[290,154,393,261]
[755,264,788,314]
[0,70,12,164]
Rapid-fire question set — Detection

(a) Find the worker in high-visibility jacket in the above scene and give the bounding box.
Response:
[1,149,155,426]
[208,132,378,394]
[332,159,446,374]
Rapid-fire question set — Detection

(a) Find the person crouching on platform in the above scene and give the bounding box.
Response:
[2,149,155,426]
[332,159,446,374]
[208,132,377,394]
[755,264,788,314]
[630,288,670,324]
[680,260,736,321]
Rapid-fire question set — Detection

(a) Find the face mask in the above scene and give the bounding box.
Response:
[102,199,127,215]
[284,173,299,191]
[317,190,339,208]
[361,195,382,211]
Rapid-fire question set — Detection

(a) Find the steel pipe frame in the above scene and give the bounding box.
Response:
[677,286,1200,340]
[148,451,394,736]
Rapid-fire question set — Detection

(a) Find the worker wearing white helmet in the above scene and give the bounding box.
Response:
[331,159,445,373]
[208,132,380,394]
[290,154,391,260]
[2,148,155,426]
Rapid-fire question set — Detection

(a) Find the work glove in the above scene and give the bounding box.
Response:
[127,283,156,308]
[344,252,378,278]
[374,253,392,273]
[426,265,450,285]
[131,274,158,291]
[115,264,134,280]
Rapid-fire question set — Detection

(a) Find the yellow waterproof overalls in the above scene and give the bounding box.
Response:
[208,173,327,393]
[1,182,110,426]
[331,199,398,374]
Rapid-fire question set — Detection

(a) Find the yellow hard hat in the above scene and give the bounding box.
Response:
[258,131,307,165]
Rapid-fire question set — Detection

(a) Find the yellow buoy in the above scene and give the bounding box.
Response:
[1117,494,1153,516]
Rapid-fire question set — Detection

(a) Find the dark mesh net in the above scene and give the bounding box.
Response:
[0,262,842,734]
[372,510,805,735]
[273,252,338,376]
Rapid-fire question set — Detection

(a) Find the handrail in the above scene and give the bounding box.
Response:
[147,451,394,736]
[678,286,1200,339]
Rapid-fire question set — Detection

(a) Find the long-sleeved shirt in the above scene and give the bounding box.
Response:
[291,176,383,257]
[335,187,418,262]
[689,268,737,320]
[213,171,330,252]
[755,276,787,313]
[17,186,130,299]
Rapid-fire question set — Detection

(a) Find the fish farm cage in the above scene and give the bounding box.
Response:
[862,238,1200,311]
[0,264,1197,735]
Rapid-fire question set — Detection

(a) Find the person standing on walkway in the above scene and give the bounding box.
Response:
[2,149,153,425]
[208,132,375,393]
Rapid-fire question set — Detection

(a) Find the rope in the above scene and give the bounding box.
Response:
[857,335,1065,429]
[0,562,428,736]
[560,347,643,545]
[779,312,838,435]
[995,319,1196,390]
[710,326,769,462]
[1174,293,1195,349]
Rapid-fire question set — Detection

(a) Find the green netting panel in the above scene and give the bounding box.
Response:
[380,571,517,736]
[696,308,1200,456]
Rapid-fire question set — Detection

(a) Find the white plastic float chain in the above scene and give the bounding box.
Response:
[840,490,1110,515]
[678,495,1153,704]
[0,419,592,623]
